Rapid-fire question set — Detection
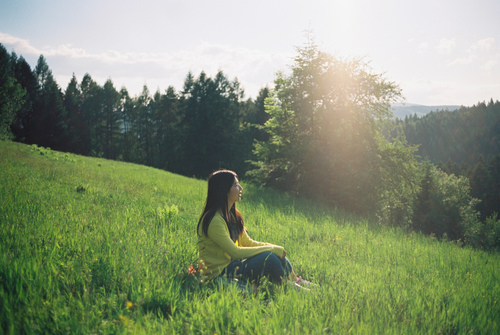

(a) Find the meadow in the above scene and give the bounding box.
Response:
[1,140,499,334]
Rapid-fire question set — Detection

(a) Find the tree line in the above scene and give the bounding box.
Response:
[1,41,498,251]
[393,102,500,222]
[0,44,270,179]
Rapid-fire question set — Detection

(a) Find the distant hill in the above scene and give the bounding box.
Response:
[393,100,500,165]
[391,103,461,119]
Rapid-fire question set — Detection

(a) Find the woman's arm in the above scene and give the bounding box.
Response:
[208,215,284,259]
[238,229,282,249]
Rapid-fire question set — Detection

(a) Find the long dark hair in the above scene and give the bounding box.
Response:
[197,169,244,238]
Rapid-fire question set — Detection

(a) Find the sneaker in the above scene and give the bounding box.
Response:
[295,277,319,288]
[287,280,311,292]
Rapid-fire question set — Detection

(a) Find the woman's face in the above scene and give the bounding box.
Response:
[227,177,243,205]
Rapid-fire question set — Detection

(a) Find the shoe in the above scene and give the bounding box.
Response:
[295,277,319,288]
[287,280,311,292]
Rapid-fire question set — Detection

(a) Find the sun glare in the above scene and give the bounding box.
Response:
[324,0,360,51]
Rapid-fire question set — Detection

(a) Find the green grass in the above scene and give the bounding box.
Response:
[1,140,499,334]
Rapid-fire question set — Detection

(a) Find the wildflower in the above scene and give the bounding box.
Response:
[188,264,198,275]
[126,301,133,309]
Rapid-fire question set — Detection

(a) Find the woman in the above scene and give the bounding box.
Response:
[197,169,312,288]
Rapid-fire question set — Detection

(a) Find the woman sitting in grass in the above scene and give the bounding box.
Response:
[197,169,314,290]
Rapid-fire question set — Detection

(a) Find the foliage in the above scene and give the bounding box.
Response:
[395,100,500,165]
[461,211,500,253]
[176,71,246,177]
[1,41,498,251]
[10,54,38,142]
[31,55,69,151]
[412,163,482,242]
[249,39,403,214]
[393,100,500,226]
[1,141,499,334]
[249,88,301,193]
[467,154,500,220]
[375,129,420,228]
[0,43,270,179]
[0,45,25,140]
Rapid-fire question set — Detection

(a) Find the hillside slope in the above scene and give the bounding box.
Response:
[396,100,500,165]
[1,141,499,334]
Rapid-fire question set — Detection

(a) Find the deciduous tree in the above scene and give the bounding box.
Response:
[250,39,402,213]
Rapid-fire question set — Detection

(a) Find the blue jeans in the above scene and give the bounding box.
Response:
[220,251,293,284]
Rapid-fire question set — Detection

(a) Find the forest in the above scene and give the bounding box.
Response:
[1,41,499,251]
[394,103,500,222]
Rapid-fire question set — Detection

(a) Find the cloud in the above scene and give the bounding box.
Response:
[447,37,496,68]
[447,55,476,67]
[468,38,494,53]
[0,32,287,70]
[0,32,40,55]
[436,38,456,54]
[401,77,499,106]
[0,32,290,98]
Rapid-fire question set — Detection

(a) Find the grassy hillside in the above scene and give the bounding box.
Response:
[1,141,499,334]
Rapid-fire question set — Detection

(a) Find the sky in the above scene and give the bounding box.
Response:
[1,0,499,106]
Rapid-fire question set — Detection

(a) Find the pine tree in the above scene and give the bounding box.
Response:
[178,71,243,177]
[0,45,25,140]
[80,74,101,156]
[152,86,179,171]
[412,163,434,235]
[101,79,121,159]
[32,55,68,150]
[63,74,83,153]
[133,85,153,165]
[469,158,489,219]
[11,55,36,142]
[485,155,500,217]
[117,87,135,162]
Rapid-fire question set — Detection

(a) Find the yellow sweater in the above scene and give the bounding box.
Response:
[197,212,284,281]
